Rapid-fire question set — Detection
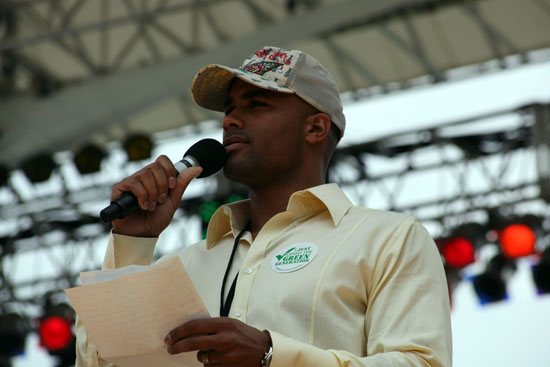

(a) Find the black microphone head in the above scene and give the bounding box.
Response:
[184,138,227,178]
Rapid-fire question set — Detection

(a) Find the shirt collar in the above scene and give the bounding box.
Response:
[205,183,353,249]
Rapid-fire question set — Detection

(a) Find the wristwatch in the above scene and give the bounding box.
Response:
[260,345,273,367]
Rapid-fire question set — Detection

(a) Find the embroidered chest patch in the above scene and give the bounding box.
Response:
[271,243,319,273]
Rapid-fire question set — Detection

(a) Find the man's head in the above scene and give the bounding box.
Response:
[190,46,345,187]
[191,46,345,138]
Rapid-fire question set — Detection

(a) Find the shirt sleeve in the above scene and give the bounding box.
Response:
[268,220,452,367]
[74,232,158,367]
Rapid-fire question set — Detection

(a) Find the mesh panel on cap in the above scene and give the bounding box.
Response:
[288,53,346,135]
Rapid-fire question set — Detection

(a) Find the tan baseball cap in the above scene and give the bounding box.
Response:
[191,46,346,137]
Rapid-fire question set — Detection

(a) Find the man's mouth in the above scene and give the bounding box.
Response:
[223,135,248,153]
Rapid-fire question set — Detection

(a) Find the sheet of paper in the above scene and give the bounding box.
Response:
[80,263,161,285]
[65,257,208,367]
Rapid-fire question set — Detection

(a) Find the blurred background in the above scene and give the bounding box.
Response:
[1,0,549,366]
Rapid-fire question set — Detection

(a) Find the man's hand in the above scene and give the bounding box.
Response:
[164,317,271,367]
[110,155,202,237]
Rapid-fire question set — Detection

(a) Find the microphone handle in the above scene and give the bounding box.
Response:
[99,156,197,223]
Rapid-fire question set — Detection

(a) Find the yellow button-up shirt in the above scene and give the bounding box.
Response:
[76,183,452,366]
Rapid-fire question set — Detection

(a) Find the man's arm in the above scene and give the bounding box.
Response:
[74,160,202,367]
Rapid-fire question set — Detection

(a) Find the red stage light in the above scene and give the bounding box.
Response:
[499,224,536,258]
[38,316,73,351]
[442,237,476,268]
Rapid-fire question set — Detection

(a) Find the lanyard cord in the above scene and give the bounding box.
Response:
[220,223,249,317]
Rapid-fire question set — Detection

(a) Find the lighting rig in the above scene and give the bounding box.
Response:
[0,104,549,362]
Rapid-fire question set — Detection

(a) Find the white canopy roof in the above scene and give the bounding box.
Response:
[0,0,549,166]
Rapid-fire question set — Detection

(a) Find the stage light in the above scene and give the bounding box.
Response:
[21,153,56,183]
[0,164,9,187]
[533,248,550,294]
[499,223,536,258]
[472,254,515,305]
[0,313,28,359]
[74,144,106,174]
[442,237,476,268]
[39,316,72,351]
[37,302,76,367]
[123,134,153,161]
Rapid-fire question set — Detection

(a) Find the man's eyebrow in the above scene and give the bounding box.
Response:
[223,89,273,109]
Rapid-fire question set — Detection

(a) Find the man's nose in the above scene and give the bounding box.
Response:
[222,112,244,131]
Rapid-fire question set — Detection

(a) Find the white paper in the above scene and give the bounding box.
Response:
[66,257,208,367]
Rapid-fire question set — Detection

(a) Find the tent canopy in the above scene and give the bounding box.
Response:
[0,0,549,167]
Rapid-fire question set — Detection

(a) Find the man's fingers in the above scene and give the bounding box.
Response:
[155,155,178,192]
[165,317,217,345]
[110,155,178,210]
[168,167,203,205]
[166,333,218,355]
[111,179,150,209]
[149,164,171,205]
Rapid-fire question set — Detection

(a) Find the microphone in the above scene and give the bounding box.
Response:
[99,138,227,223]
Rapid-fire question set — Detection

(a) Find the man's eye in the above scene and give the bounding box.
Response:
[249,101,267,107]
[224,106,234,115]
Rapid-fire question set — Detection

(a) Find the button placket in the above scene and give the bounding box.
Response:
[230,212,298,321]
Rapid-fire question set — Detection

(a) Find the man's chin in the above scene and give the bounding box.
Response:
[223,163,255,186]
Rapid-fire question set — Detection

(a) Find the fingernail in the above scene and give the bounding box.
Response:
[142,201,149,210]
[169,177,176,189]
[164,334,171,344]
[149,202,157,211]
[158,193,167,204]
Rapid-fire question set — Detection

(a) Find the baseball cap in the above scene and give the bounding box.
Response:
[191,46,346,137]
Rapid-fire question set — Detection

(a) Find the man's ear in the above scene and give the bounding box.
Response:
[304,113,331,144]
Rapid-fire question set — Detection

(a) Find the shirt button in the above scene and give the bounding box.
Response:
[235,309,243,317]
[245,267,253,274]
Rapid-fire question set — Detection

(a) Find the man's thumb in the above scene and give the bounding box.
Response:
[169,167,203,203]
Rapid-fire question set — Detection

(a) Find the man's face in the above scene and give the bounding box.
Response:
[221,79,312,188]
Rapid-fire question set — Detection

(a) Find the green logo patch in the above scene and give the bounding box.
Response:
[271,243,319,273]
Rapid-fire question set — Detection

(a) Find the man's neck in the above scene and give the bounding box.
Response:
[247,178,324,240]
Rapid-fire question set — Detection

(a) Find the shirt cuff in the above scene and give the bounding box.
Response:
[102,231,158,269]
[268,330,338,367]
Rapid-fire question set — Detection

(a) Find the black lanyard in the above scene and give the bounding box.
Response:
[220,223,249,317]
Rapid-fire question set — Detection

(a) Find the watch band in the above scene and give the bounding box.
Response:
[260,345,273,367]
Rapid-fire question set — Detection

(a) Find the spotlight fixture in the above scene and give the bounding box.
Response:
[123,134,153,162]
[442,236,476,268]
[37,302,76,367]
[21,153,56,183]
[499,223,536,258]
[472,253,516,305]
[533,248,550,294]
[0,164,9,187]
[74,144,106,174]
[0,313,28,359]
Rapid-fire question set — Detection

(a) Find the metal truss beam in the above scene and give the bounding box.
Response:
[2,101,548,315]
[461,2,526,65]
[323,38,384,90]
[533,104,550,201]
[379,22,444,82]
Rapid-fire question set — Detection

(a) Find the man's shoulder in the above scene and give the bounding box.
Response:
[346,205,417,228]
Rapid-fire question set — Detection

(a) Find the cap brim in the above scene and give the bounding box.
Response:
[191,64,294,112]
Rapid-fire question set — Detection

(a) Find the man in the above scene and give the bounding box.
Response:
[76,46,452,367]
